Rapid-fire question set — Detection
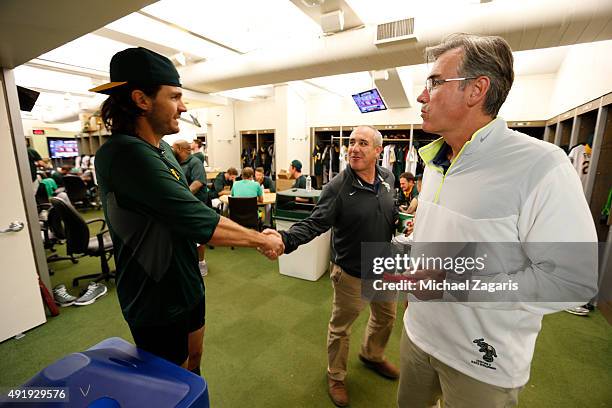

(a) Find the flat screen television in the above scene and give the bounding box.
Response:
[48,138,79,159]
[352,88,387,113]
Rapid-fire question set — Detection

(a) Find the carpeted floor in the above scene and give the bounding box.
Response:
[0,211,610,407]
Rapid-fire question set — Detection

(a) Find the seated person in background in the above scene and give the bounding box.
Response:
[212,167,238,198]
[40,173,58,198]
[231,167,263,203]
[210,167,239,210]
[255,166,275,192]
[289,160,306,188]
[51,165,72,187]
[398,172,418,214]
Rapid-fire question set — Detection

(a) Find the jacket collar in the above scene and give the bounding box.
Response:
[418,118,506,173]
[346,165,392,193]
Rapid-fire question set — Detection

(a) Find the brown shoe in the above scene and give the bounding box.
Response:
[327,377,349,407]
[358,354,399,379]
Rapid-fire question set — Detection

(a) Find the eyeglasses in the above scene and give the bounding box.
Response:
[425,77,478,93]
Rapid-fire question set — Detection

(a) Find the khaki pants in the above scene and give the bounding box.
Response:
[327,263,397,381]
[397,327,521,408]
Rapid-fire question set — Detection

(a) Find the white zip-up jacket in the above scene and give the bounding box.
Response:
[404,118,598,388]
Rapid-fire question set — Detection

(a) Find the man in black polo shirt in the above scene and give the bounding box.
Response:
[91,47,283,376]
[276,126,399,407]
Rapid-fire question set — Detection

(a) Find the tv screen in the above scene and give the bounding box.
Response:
[48,139,79,159]
[352,88,387,113]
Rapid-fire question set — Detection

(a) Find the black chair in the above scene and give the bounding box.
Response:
[62,175,91,209]
[49,197,115,287]
[228,196,262,249]
[39,203,79,274]
[35,182,50,206]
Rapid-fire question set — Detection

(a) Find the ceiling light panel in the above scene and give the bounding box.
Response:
[14,65,95,95]
[36,33,132,73]
[142,0,322,54]
[106,12,236,60]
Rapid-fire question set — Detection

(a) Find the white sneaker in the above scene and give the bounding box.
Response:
[565,306,589,316]
[199,261,208,277]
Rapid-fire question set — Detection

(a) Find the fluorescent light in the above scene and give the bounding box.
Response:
[106,12,236,60]
[37,33,132,72]
[14,65,96,94]
[142,0,322,54]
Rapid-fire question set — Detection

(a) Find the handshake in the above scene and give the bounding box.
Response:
[257,228,286,260]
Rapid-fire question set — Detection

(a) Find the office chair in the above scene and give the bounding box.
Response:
[228,196,262,249]
[35,182,50,206]
[62,175,91,209]
[49,197,115,287]
[39,203,79,275]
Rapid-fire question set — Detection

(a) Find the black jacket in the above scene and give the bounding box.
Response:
[280,165,397,278]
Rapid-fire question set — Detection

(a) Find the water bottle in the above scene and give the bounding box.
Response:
[305,175,312,192]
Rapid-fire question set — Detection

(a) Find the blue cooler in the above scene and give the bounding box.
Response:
[9,337,209,408]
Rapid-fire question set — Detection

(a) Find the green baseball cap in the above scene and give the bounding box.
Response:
[290,160,302,171]
[89,47,181,94]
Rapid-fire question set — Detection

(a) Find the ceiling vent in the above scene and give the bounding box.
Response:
[374,18,416,46]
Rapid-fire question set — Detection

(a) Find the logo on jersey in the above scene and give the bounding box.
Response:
[470,338,498,370]
[170,168,180,181]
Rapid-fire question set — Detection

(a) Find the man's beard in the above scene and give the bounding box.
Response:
[147,104,177,136]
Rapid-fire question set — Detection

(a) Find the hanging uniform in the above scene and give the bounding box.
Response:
[339,144,348,172]
[567,144,591,189]
[312,144,323,176]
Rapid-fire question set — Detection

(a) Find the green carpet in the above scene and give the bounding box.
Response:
[0,210,610,407]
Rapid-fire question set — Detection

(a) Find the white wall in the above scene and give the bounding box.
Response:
[235,98,276,130]
[207,103,240,170]
[499,74,556,121]
[277,84,310,174]
[549,39,612,116]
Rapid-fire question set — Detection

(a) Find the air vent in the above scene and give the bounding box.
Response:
[375,18,416,46]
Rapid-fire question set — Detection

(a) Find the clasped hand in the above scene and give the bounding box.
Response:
[257,228,285,260]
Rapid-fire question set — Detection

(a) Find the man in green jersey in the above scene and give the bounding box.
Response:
[91,47,283,375]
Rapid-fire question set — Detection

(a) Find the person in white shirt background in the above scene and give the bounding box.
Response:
[397,33,598,408]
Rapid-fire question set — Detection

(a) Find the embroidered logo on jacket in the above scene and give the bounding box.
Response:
[170,168,180,181]
[471,338,497,370]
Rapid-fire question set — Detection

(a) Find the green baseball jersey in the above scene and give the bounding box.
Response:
[95,133,220,325]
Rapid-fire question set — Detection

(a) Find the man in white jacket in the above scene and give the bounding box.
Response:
[397,34,598,407]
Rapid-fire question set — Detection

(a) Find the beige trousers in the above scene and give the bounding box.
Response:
[397,327,522,408]
[327,263,397,381]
